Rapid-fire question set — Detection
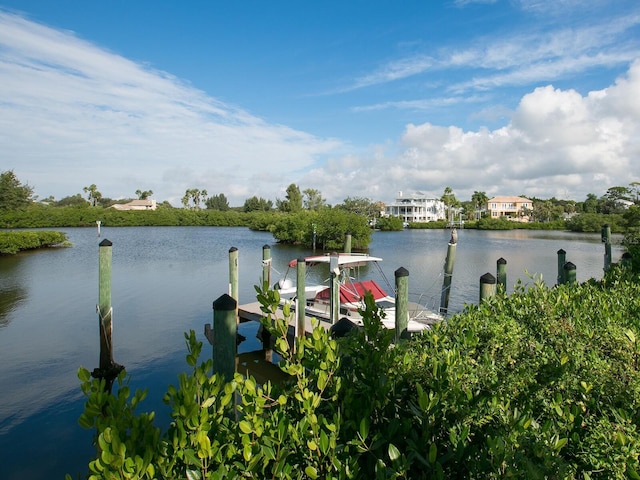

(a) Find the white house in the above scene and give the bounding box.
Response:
[111,199,157,211]
[385,191,445,223]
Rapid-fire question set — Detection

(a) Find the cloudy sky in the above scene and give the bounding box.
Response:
[1,0,639,206]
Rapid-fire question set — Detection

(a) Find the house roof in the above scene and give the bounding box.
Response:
[488,196,532,203]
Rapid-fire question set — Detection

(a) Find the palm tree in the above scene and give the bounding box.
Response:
[471,191,489,220]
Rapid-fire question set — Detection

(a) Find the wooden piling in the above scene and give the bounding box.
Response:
[330,252,340,324]
[602,224,612,271]
[479,273,496,302]
[344,233,352,254]
[622,252,633,268]
[496,257,507,292]
[557,249,566,285]
[228,247,239,301]
[212,294,237,382]
[296,258,306,339]
[564,262,577,285]
[262,244,271,290]
[439,230,457,316]
[395,267,409,342]
[94,239,123,390]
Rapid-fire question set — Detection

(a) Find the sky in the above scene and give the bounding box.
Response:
[1,0,639,207]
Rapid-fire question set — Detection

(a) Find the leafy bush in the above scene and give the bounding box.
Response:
[0,230,69,254]
[73,265,640,479]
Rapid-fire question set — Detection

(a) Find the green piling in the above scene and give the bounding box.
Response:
[228,247,239,302]
[95,239,123,391]
[496,257,507,292]
[212,294,237,382]
[296,258,306,339]
[344,233,352,254]
[602,224,612,271]
[557,249,566,285]
[622,252,633,268]
[564,262,577,285]
[395,267,409,342]
[479,272,496,303]
[262,244,271,290]
[329,252,340,324]
[439,230,457,316]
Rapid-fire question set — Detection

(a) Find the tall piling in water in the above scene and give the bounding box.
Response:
[602,224,612,271]
[439,229,457,316]
[564,262,577,285]
[479,273,496,303]
[296,258,306,339]
[395,267,409,342]
[262,245,271,290]
[212,294,237,382]
[344,233,352,254]
[557,249,567,285]
[330,252,340,324]
[496,257,507,292]
[95,239,123,390]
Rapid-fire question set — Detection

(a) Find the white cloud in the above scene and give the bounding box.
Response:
[0,11,341,205]
[313,61,640,203]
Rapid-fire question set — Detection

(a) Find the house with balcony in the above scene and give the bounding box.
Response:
[385,191,445,223]
[487,196,532,222]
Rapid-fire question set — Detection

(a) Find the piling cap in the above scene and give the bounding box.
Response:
[213,293,237,311]
[262,244,270,250]
[480,272,496,284]
[563,261,576,271]
[557,248,566,254]
[395,266,409,278]
[229,246,238,253]
[497,257,507,265]
[99,239,112,247]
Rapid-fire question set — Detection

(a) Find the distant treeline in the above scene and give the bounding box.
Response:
[0,203,628,238]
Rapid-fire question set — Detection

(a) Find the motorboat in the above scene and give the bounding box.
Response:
[275,253,442,332]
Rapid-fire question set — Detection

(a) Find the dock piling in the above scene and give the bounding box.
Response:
[497,258,507,292]
[557,249,567,285]
[344,233,352,254]
[296,258,306,339]
[439,229,457,316]
[262,245,271,290]
[395,267,409,342]
[479,273,496,302]
[330,252,340,324]
[564,262,577,285]
[94,239,123,391]
[602,224,612,271]
[212,294,237,382]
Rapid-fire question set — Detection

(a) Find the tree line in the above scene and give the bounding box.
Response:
[2,170,639,238]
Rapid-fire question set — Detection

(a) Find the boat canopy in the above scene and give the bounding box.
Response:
[315,280,389,303]
[288,253,383,269]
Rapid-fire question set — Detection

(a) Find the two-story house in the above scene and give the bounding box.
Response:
[487,196,532,222]
[385,191,446,223]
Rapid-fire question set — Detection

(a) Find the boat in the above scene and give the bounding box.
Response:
[275,252,442,334]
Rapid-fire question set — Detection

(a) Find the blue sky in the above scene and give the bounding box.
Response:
[1,0,639,206]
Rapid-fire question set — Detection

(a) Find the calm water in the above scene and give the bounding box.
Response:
[0,226,623,479]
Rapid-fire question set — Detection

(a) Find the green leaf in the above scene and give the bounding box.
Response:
[239,420,253,434]
[388,443,400,461]
[428,442,437,464]
[304,466,318,479]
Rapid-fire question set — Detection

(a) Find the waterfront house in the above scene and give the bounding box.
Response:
[487,196,532,222]
[385,191,446,223]
[111,199,157,211]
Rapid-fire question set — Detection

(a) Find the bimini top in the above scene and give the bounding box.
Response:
[288,253,383,269]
